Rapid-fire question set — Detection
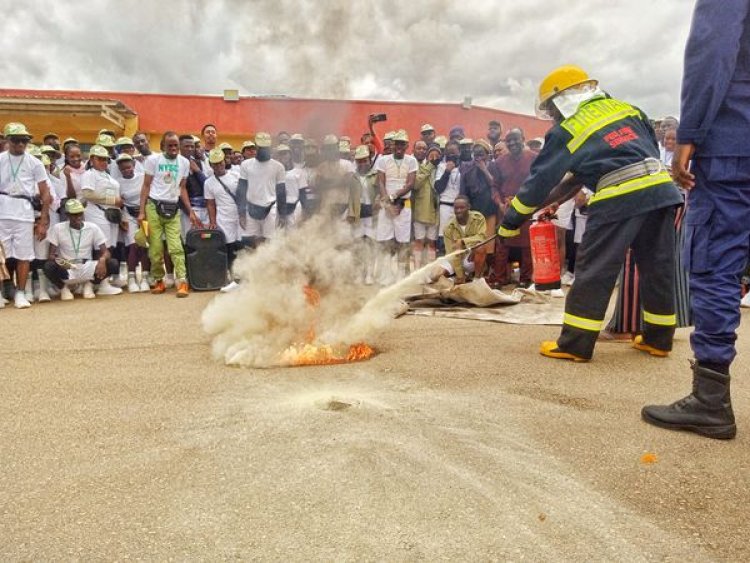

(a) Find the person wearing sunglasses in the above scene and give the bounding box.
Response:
[0,123,52,308]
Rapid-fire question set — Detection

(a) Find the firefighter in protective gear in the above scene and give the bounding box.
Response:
[498,65,683,361]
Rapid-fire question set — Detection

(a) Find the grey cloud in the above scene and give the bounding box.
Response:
[0,0,693,119]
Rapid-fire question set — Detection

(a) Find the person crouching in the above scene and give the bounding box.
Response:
[43,199,121,300]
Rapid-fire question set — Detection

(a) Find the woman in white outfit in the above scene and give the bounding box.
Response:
[115,153,150,292]
[79,144,123,296]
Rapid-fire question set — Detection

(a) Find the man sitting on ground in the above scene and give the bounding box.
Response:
[429,195,488,284]
[44,199,121,300]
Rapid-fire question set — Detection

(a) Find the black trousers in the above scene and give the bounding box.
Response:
[557,206,677,359]
[43,258,119,289]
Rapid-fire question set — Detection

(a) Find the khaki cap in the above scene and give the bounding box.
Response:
[4,122,32,139]
[116,153,133,163]
[458,137,474,145]
[322,134,339,146]
[115,136,134,146]
[383,131,396,141]
[65,199,85,214]
[208,148,226,164]
[354,145,370,160]
[26,144,42,157]
[434,135,447,148]
[474,139,492,153]
[338,140,351,153]
[241,140,256,150]
[95,133,115,147]
[89,145,110,158]
[276,144,291,152]
[40,144,59,155]
[420,123,435,133]
[392,129,409,143]
[254,132,272,148]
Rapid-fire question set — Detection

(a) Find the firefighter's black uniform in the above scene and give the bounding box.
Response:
[499,94,683,360]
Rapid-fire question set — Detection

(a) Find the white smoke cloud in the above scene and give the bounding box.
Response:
[0,0,692,118]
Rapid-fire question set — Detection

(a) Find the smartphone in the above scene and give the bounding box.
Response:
[370,113,387,123]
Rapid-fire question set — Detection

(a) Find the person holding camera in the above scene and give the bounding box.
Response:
[375,129,418,283]
[434,140,462,254]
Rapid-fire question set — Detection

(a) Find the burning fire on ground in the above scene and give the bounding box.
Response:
[280,285,376,367]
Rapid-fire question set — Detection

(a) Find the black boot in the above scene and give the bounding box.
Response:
[641,362,736,440]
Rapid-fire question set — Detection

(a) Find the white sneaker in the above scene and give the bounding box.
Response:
[127,276,140,293]
[60,286,74,301]
[138,277,151,292]
[14,292,31,309]
[83,282,96,299]
[111,275,128,288]
[220,280,240,293]
[550,288,566,298]
[741,292,750,309]
[0,296,4,309]
[96,280,123,296]
[37,287,51,303]
[561,271,575,286]
[165,274,175,288]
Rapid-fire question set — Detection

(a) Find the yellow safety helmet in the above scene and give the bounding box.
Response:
[537,65,598,118]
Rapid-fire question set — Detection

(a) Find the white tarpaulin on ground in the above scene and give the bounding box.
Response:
[405,278,564,326]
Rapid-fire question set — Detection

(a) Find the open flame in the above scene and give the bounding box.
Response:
[279,285,376,367]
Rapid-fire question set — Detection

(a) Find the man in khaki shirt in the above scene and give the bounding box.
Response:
[432,195,488,283]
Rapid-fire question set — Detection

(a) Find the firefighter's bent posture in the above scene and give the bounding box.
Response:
[498,65,683,361]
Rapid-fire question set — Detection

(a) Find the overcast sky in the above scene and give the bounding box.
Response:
[0,0,694,119]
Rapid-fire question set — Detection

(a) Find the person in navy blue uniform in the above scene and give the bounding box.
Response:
[642,0,750,440]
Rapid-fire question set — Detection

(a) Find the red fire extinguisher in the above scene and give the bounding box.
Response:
[529,216,561,290]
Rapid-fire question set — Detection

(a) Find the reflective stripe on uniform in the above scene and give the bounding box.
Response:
[498,226,520,238]
[561,98,641,154]
[643,311,676,326]
[510,196,536,215]
[589,171,672,205]
[563,313,604,332]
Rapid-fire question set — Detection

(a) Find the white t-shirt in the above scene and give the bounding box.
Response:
[46,173,64,212]
[144,154,189,202]
[0,152,48,222]
[356,173,373,205]
[284,167,308,203]
[436,161,461,203]
[239,158,286,206]
[375,154,418,197]
[116,170,145,207]
[204,172,240,241]
[47,221,107,261]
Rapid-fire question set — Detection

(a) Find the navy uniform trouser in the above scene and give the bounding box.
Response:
[685,157,750,367]
[557,206,677,359]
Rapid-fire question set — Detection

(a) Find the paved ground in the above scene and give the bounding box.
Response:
[1,290,748,561]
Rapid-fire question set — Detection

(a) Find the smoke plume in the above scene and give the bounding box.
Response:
[201,216,420,368]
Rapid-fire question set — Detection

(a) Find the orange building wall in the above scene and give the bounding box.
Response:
[0,88,550,147]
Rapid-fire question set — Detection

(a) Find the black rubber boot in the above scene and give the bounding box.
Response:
[641,362,736,440]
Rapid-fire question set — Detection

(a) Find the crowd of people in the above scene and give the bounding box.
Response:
[0,113,682,311]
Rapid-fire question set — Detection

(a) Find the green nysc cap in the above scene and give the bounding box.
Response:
[65,199,86,214]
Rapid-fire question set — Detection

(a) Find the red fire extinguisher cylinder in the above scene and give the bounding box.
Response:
[529,217,561,290]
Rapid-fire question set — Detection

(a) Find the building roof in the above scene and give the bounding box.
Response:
[0,88,550,141]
